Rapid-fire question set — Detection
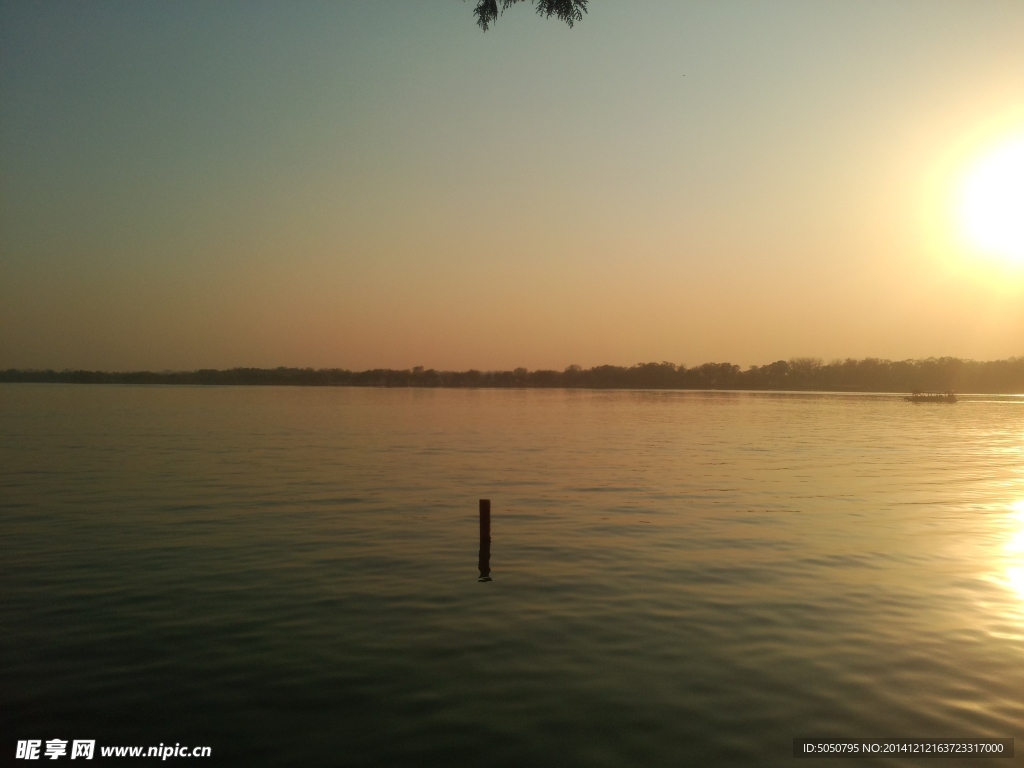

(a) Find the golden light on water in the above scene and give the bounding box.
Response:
[1003,499,1024,602]
[959,136,1024,266]
[1008,569,1024,602]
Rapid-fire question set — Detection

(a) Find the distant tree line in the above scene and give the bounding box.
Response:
[3,357,1024,393]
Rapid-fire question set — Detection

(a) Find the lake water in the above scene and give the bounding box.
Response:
[2,385,1023,766]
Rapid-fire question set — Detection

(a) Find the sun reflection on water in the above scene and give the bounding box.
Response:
[1002,499,1024,602]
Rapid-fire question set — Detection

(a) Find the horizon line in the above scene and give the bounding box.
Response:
[5,353,1024,376]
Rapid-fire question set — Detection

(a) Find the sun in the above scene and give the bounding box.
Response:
[959,135,1024,265]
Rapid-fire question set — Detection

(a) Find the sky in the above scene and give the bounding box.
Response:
[1,0,1023,372]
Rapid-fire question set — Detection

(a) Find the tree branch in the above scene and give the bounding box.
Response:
[470,0,588,31]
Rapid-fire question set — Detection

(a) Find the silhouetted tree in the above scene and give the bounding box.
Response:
[470,0,587,31]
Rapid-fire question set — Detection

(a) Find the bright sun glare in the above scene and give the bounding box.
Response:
[959,136,1024,264]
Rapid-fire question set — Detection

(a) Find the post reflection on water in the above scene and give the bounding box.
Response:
[478,498,491,582]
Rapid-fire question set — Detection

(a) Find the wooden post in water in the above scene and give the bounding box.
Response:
[478,499,492,582]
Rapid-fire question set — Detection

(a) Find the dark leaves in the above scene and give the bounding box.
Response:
[471,0,588,31]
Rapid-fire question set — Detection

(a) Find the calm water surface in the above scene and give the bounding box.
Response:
[2,385,1023,766]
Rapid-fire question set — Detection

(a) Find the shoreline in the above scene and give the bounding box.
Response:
[3,357,1024,395]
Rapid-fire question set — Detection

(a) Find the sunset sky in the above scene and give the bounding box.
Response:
[2,0,1023,372]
